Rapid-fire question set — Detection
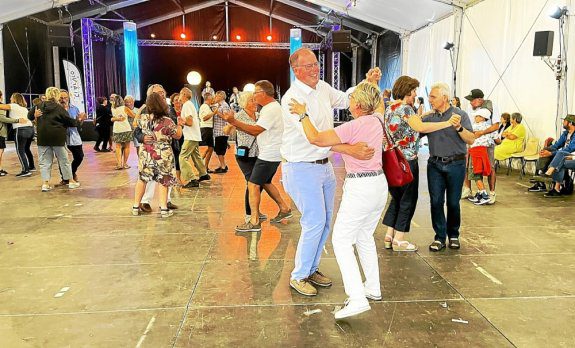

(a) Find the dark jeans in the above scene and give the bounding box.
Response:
[58,145,84,179]
[427,158,466,242]
[382,159,419,232]
[95,125,110,150]
[15,126,35,172]
[236,156,262,216]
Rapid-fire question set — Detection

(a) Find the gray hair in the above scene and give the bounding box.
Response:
[237,91,254,109]
[351,82,382,115]
[124,95,134,101]
[511,112,523,123]
[430,82,451,98]
[146,84,165,97]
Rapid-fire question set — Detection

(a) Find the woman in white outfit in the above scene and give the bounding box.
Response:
[111,95,133,169]
[289,82,387,319]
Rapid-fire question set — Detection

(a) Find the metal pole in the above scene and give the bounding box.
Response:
[0,24,5,98]
[225,0,229,42]
[351,46,358,86]
[53,46,60,88]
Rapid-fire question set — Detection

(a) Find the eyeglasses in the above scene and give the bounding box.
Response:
[253,90,265,95]
[295,62,319,70]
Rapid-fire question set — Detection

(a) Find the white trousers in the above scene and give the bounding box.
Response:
[332,174,388,302]
[140,181,172,204]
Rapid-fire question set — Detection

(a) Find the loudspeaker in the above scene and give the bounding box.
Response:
[533,31,554,56]
[47,24,72,47]
[329,30,352,52]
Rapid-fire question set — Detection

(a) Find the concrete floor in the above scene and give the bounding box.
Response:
[1,142,574,347]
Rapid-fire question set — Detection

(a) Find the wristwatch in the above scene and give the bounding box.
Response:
[299,113,309,122]
[457,126,464,133]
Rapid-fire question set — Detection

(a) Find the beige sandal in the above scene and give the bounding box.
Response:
[384,235,394,249]
[392,240,418,252]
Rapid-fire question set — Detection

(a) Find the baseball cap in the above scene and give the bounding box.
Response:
[472,108,491,120]
[464,89,484,101]
[563,114,575,123]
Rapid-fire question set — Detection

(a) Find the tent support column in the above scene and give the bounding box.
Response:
[0,24,5,98]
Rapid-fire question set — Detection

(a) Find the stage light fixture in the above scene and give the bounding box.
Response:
[150,33,156,38]
[243,83,255,92]
[180,33,186,39]
[186,71,202,86]
[236,34,242,41]
[549,5,568,19]
[212,35,218,40]
[443,42,454,50]
[266,35,273,41]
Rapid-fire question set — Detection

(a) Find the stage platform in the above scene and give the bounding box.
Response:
[0,142,574,347]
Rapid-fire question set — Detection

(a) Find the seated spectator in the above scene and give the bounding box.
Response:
[494,112,511,145]
[494,112,526,161]
[467,109,494,205]
[528,114,575,194]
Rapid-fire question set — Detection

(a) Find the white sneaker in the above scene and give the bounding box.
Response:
[487,192,496,205]
[365,292,382,301]
[461,187,472,200]
[41,184,52,192]
[68,182,80,189]
[335,299,371,320]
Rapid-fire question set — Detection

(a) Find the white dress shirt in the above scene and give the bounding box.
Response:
[182,100,201,141]
[280,78,350,162]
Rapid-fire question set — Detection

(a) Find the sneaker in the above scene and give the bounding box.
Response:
[365,291,382,301]
[308,270,332,287]
[160,209,174,218]
[474,192,490,205]
[207,169,215,174]
[214,167,227,174]
[198,174,211,181]
[0,170,7,177]
[289,279,317,296]
[467,192,481,203]
[41,184,52,192]
[461,187,472,200]
[235,221,262,232]
[487,192,496,205]
[270,210,293,223]
[131,206,140,216]
[448,237,461,249]
[28,167,37,172]
[68,182,81,189]
[528,182,546,192]
[335,299,371,320]
[544,189,562,198]
[93,146,101,152]
[15,171,31,177]
[183,180,199,188]
[139,203,153,213]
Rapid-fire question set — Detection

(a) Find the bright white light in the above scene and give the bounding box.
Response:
[187,71,202,86]
[243,83,255,92]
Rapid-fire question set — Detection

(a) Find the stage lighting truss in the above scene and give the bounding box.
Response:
[137,39,321,50]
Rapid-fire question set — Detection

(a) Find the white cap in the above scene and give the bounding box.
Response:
[472,108,491,120]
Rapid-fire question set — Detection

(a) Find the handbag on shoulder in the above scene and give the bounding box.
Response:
[373,115,414,187]
[236,137,256,159]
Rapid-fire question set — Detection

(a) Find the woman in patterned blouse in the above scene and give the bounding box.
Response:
[382,76,458,251]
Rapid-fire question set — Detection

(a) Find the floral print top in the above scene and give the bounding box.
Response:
[385,102,420,160]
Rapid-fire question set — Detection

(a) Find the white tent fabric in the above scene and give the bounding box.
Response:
[405,0,575,140]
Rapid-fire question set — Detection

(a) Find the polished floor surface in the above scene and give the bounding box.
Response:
[0,143,574,347]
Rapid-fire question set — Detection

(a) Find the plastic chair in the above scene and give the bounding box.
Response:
[510,138,539,178]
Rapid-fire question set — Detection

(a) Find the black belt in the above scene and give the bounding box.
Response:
[430,154,466,163]
[307,158,329,164]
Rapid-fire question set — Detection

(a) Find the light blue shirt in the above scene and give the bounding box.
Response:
[66,105,83,146]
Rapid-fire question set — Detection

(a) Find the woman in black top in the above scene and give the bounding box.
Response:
[94,97,112,152]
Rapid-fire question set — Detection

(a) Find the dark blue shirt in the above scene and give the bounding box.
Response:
[423,106,472,157]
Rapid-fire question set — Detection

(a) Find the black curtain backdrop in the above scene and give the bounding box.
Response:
[378,32,402,90]
[139,46,291,101]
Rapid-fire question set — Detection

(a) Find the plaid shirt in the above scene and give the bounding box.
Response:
[213,101,230,137]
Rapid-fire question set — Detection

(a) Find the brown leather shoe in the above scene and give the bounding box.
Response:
[138,203,152,213]
[55,180,69,187]
[289,279,317,296]
[308,270,332,287]
[167,202,178,210]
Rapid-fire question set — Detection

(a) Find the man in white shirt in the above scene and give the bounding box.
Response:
[221,80,292,232]
[281,47,378,296]
[461,89,499,204]
[199,93,216,172]
[179,87,209,188]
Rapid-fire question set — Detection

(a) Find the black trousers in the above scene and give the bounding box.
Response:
[236,156,263,216]
[15,126,35,172]
[68,145,84,175]
[95,125,110,150]
[382,159,419,232]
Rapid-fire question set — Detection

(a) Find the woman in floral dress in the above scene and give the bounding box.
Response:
[132,93,183,218]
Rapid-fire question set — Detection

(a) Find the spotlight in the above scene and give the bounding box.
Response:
[443,42,454,50]
[549,6,568,19]
[186,71,202,86]
[212,35,218,40]
[150,33,156,38]
[266,35,272,41]
[180,33,186,39]
[236,34,242,41]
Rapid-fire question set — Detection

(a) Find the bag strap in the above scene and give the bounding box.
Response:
[372,115,394,149]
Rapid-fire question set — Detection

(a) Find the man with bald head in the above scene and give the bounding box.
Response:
[281,47,380,296]
[179,87,209,188]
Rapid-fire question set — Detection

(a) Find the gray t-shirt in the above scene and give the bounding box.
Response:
[423,106,472,157]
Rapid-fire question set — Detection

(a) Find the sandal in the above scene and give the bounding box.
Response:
[123,164,131,169]
[392,240,418,252]
[448,238,461,249]
[384,235,394,249]
[429,240,446,252]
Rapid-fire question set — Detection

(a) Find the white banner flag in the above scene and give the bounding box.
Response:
[62,59,86,114]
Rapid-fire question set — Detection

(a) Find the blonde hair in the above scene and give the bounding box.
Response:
[351,82,382,115]
[237,91,254,109]
[45,87,61,101]
[10,93,27,107]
